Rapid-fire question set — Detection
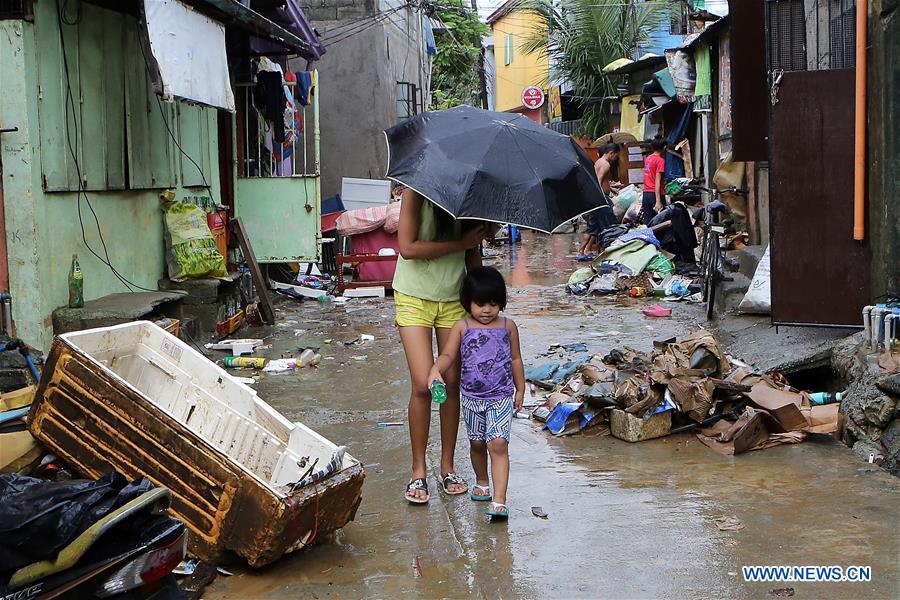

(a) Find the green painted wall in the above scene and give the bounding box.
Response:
[1,5,221,351]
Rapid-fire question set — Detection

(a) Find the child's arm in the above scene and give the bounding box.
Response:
[654,170,664,211]
[507,319,525,412]
[428,320,465,385]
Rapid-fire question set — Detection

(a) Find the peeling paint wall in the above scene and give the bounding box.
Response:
[0,9,221,351]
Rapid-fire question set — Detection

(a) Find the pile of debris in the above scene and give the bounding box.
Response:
[567,226,700,301]
[526,330,842,455]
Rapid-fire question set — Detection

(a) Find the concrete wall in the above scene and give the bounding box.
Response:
[868,0,900,299]
[0,18,220,351]
[300,0,428,199]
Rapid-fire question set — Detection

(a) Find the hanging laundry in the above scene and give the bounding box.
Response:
[254,71,286,143]
[294,71,313,106]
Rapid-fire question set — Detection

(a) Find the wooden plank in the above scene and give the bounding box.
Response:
[230,217,275,325]
[35,0,80,191]
[77,4,126,190]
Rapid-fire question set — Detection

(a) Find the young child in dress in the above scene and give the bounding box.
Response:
[429,266,524,519]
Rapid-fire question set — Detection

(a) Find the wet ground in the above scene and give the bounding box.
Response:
[207,233,899,599]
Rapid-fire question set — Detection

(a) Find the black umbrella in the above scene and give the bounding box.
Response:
[384,106,615,234]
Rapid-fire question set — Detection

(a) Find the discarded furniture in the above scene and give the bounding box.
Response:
[29,322,364,567]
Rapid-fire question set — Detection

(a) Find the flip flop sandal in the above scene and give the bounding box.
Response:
[485,502,509,519]
[470,484,492,502]
[440,472,468,495]
[405,478,429,504]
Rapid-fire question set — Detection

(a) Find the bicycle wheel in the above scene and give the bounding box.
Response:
[705,235,719,319]
[699,229,711,301]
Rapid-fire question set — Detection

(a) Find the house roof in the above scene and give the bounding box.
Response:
[188,0,321,59]
[486,0,519,25]
[677,15,729,50]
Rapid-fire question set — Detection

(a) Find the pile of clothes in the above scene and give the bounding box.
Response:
[525,330,842,455]
[567,225,698,300]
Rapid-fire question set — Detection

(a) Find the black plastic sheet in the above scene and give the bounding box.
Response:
[0,472,153,572]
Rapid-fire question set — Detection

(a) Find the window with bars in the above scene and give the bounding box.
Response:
[766,0,806,71]
[765,0,857,72]
[396,82,418,120]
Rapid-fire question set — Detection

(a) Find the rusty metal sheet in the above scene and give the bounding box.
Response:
[769,69,871,326]
[29,337,364,566]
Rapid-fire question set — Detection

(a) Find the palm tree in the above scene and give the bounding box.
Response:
[518,0,675,137]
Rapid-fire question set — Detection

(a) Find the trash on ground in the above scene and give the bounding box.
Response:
[769,588,795,598]
[360,334,375,342]
[343,287,386,298]
[27,322,364,567]
[351,355,369,362]
[713,515,745,531]
[523,328,842,456]
[531,506,549,519]
[378,422,404,427]
[223,356,267,369]
[205,339,264,355]
[642,304,673,318]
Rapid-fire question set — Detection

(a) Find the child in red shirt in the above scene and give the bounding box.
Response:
[642,138,667,225]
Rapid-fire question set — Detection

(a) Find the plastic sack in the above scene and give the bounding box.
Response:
[646,253,676,277]
[0,472,153,571]
[568,267,595,286]
[617,185,639,210]
[162,194,227,282]
[738,245,771,314]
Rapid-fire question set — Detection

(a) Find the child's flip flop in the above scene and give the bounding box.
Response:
[485,502,509,519]
[440,472,468,495]
[405,478,429,504]
[470,484,492,502]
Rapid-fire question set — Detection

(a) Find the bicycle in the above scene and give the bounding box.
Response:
[695,186,747,319]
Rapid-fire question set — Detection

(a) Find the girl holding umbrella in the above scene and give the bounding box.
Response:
[394,191,486,503]
[386,106,609,504]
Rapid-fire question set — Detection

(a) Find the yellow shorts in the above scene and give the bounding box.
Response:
[395,291,466,329]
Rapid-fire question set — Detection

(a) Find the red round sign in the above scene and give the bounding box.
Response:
[521,86,545,109]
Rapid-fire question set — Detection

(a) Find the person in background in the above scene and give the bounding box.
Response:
[394,188,486,504]
[642,138,667,225]
[578,143,621,257]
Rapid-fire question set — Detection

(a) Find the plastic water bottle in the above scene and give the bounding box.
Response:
[809,391,844,405]
[317,294,334,304]
[298,349,316,366]
[430,380,447,404]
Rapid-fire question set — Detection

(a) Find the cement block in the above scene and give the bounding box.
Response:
[52,292,187,335]
[305,7,338,21]
[158,278,221,300]
[610,409,671,442]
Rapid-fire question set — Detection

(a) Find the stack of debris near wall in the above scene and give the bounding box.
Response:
[526,330,842,455]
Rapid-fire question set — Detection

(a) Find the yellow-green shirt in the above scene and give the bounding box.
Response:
[392,201,467,302]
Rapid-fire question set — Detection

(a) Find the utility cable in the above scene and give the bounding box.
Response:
[55,0,156,293]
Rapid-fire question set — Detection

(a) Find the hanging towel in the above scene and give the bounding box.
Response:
[294,71,313,106]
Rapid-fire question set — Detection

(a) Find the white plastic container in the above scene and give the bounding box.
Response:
[341,177,391,211]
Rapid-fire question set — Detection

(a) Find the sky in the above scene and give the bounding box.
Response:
[477,0,730,21]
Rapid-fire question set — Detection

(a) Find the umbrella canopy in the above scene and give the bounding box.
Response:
[590,132,638,148]
[384,105,614,234]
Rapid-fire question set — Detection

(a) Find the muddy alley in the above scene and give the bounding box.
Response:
[206,233,899,599]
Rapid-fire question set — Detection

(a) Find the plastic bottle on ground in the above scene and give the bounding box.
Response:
[809,391,844,405]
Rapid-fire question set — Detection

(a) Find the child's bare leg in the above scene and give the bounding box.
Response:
[470,440,489,489]
[487,438,509,505]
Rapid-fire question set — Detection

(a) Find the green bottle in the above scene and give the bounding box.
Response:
[430,380,447,404]
[68,254,84,308]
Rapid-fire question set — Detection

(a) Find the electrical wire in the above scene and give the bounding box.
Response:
[55,0,156,293]
[324,8,406,46]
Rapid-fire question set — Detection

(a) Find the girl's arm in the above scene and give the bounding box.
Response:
[428,320,465,384]
[507,319,525,412]
[398,189,484,260]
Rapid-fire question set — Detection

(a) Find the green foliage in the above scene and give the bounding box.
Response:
[518,0,674,137]
[431,0,489,109]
